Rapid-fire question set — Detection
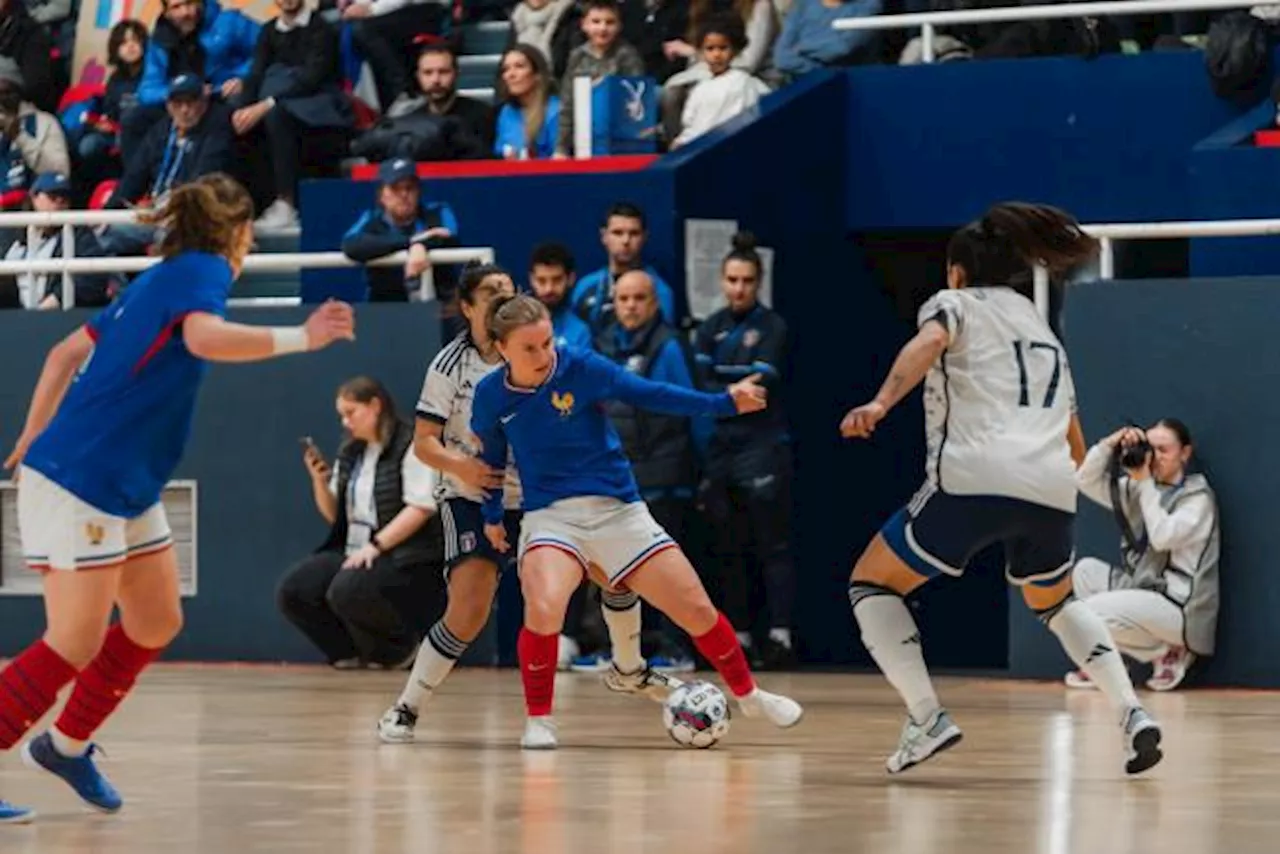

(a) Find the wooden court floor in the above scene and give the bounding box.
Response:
[0,667,1277,854]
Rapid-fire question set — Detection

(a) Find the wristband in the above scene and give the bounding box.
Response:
[270,326,308,355]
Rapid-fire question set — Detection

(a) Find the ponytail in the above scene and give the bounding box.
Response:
[947,202,1098,293]
[138,173,255,260]
[721,230,762,275]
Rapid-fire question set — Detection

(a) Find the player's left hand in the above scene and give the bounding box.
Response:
[840,401,887,439]
[342,543,379,570]
[484,523,509,553]
[727,373,767,414]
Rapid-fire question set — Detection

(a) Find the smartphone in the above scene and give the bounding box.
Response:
[299,436,321,459]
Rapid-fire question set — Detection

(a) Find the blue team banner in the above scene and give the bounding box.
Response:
[591,75,660,156]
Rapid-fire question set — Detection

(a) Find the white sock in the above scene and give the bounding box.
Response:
[851,588,940,725]
[51,728,88,758]
[768,627,792,649]
[398,621,467,712]
[600,590,644,674]
[1048,600,1140,713]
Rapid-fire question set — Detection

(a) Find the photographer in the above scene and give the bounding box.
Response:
[1066,419,1220,692]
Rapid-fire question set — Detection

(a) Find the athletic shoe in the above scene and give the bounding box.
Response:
[22,733,122,813]
[377,703,418,744]
[569,653,611,673]
[1122,706,1163,775]
[737,687,804,729]
[604,663,684,702]
[885,708,963,774]
[331,658,363,670]
[1064,669,1096,689]
[521,716,558,750]
[1146,648,1194,692]
[0,800,34,824]
[649,655,696,674]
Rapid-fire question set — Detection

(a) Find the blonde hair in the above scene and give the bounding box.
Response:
[486,293,550,343]
[139,173,255,260]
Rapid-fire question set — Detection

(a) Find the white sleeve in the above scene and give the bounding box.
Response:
[1136,484,1216,554]
[416,355,456,424]
[1075,441,1117,509]
[327,467,338,498]
[401,447,439,511]
[732,0,779,72]
[917,290,964,346]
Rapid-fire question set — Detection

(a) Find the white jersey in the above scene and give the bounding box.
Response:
[918,286,1076,512]
[416,334,522,508]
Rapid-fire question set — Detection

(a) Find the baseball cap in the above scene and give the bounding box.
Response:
[31,173,72,196]
[378,158,418,186]
[167,73,204,100]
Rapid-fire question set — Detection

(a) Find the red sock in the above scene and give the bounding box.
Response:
[54,624,163,742]
[518,628,558,717]
[693,612,756,698]
[0,640,78,749]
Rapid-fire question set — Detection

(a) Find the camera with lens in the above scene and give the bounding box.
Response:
[1117,436,1152,470]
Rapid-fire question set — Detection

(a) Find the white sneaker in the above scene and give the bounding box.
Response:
[1064,669,1097,689]
[254,198,299,230]
[885,708,963,774]
[1146,648,1194,692]
[736,688,804,728]
[377,703,418,744]
[603,663,684,703]
[521,716,558,750]
[1122,706,1163,775]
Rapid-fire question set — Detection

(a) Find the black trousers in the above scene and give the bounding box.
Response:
[351,3,449,108]
[699,435,796,634]
[259,107,350,202]
[277,546,445,666]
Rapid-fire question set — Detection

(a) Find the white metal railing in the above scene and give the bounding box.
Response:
[0,210,493,309]
[834,0,1256,62]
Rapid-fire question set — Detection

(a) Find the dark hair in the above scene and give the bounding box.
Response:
[138,173,254,259]
[458,261,512,304]
[496,45,553,154]
[583,0,620,13]
[721,230,761,275]
[697,14,747,51]
[946,202,1099,296]
[602,201,646,230]
[530,242,576,275]
[1152,417,1193,448]
[487,293,550,343]
[336,376,400,447]
[107,19,148,71]
[416,42,458,69]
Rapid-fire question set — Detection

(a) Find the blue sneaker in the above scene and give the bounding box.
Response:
[649,655,696,674]
[0,799,34,824]
[22,733,122,813]
[570,653,611,673]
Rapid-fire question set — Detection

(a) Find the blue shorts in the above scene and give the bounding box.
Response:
[881,484,1075,587]
[438,498,521,578]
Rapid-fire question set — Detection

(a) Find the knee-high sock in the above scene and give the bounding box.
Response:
[0,640,78,750]
[850,583,941,724]
[1047,600,1140,713]
[518,628,558,717]
[691,612,755,697]
[54,624,163,755]
[600,589,644,673]
[397,620,469,712]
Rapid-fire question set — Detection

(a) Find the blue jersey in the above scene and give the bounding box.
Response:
[23,251,233,518]
[470,346,736,524]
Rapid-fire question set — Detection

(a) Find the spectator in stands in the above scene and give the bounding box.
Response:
[570,201,676,334]
[124,0,259,163]
[671,16,770,148]
[615,0,688,84]
[0,61,70,212]
[341,157,460,303]
[233,0,352,229]
[278,376,445,671]
[511,0,576,69]
[69,20,148,198]
[771,0,882,82]
[494,45,561,160]
[23,0,76,93]
[528,241,591,349]
[594,269,704,671]
[0,173,113,310]
[694,231,795,669]
[101,74,235,255]
[0,0,56,113]
[342,0,450,111]
[554,0,644,159]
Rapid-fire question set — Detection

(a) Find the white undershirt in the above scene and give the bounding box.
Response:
[329,443,438,555]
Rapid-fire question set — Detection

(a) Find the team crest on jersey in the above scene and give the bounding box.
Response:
[743,329,760,348]
[460,532,477,552]
[625,354,645,374]
[85,522,105,546]
[551,391,575,417]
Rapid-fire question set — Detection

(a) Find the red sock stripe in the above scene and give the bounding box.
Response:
[0,641,77,749]
[517,628,558,717]
[693,612,756,698]
[55,624,162,742]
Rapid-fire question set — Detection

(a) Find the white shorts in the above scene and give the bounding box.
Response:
[18,465,172,572]
[519,496,677,585]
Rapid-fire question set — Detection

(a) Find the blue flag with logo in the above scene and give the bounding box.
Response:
[590,75,659,155]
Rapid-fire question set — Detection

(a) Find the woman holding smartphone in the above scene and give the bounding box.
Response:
[277,376,445,670]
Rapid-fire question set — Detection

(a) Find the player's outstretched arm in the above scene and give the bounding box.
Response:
[183,300,355,363]
[588,351,750,418]
[840,319,948,439]
[4,326,96,471]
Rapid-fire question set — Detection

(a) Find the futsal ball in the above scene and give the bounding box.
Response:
[663,681,731,749]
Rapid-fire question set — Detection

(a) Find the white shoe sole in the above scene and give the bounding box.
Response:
[887,725,964,774]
